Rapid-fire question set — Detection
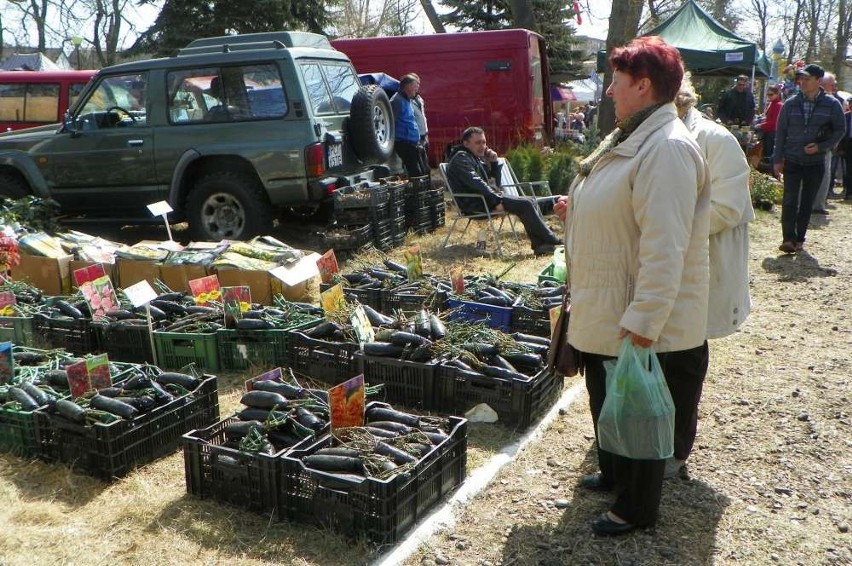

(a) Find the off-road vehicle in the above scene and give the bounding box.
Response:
[0,32,394,240]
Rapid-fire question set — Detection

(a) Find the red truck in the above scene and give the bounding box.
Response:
[332,29,552,167]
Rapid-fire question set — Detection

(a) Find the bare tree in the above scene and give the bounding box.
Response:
[744,0,770,51]
[419,0,445,32]
[834,0,852,70]
[8,0,53,52]
[331,0,420,37]
[598,0,644,134]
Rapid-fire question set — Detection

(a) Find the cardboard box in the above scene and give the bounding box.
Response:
[271,277,310,302]
[69,261,117,289]
[10,254,72,295]
[215,268,272,306]
[159,264,209,294]
[117,258,161,290]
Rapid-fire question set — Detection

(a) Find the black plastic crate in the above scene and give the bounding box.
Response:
[405,188,442,212]
[319,282,383,312]
[433,366,563,430]
[510,304,552,337]
[216,319,320,371]
[356,353,438,409]
[431,200,446,228]
[382,178,408,207]
[333,184,389,209]
[93,321,156,364]
[36,375,220,480]
[390,216,407,237]
[33,314,97,356]
[335,202,389,225]
[279,416,467,544]
[287,332,360,385]
[182,417,307,516]
[382,288,448,314]
[320,224,373,251]
[407,175,433,193]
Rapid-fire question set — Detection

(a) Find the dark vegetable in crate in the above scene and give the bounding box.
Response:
[54,299,84,319]
[155,372,200,390]
[367,420,413,434]
[237,407,289,422]
[9,386,40,411]
[375,441,417,464]
[294,407,325,431]
[363,342,405,358]
[251,379,303,397]
[365,405,421,427]
[20,382,52,407]
[389,331,431,347]
[90,395,139,419]
[362,304,394,327]
[13,351,47,365]
[303,454,364,473]
[315,446,361,458]
[236,318,275,330]
[55,398,87,423]
[240,390,288,410]
[305,320,342,339]
[512,332,550,346]
[364,426,399,438]
[481,365,528,381]
[115,395,157,413]
[225,420,264,439]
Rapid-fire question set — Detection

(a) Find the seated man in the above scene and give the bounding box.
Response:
[446,126,561,255]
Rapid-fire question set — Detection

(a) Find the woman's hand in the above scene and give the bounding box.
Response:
[619,328,653,348]
[554,196,570,221]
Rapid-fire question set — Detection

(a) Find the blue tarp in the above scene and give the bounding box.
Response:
[359,73,399,97]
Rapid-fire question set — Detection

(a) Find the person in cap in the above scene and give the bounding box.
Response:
[773,64,846,254]
[717,74,756,126]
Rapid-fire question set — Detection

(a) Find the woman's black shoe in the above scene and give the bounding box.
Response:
[591,513,637,536]
[578,473,611,492]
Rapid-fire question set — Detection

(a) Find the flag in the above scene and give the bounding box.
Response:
[573,1,582,25]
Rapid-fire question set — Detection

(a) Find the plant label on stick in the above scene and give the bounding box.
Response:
[0,291,16,316]
[350,304,374,348]
[222,286,251,326]
[66,359,91,398]
[320,283,346,319]
[450,266,464,295]
[0,342,13,385]
[316,249,339,284]
[329,374,365,432]
[404,245,422,282]
[189,274,221,306]
[87,354,112,391]
[123,280,157,309]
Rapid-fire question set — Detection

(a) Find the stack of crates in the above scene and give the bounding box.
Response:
[405,176,439,235]
[326,183,390,251]
[382,177,408,248]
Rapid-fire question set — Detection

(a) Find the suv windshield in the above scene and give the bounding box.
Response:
[300,61,360,115]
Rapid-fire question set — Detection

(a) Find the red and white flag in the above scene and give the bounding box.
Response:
[573,1,582,25]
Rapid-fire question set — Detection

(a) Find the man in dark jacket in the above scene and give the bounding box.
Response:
[446,126,560,255]
[773,64,846,253]
[717,75,756,126]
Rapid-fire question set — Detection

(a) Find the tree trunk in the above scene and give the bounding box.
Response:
[508,0,536,30]
[598,0,644,134]
[419,0,446,32]
[834,0,850,72]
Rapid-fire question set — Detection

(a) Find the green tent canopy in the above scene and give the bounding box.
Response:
[597,0,770,77]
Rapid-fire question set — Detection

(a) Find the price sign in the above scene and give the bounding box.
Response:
[87,354,112,391]
[329,374,365,432]
[123,280,157,308]
[189,274,221,306]
[317,249,339,284]
[66,359,92,398]
[404,245,423,282]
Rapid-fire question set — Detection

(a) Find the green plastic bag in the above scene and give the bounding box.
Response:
[597,337,675,460]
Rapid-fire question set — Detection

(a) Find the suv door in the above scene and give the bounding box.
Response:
[41,73,158,216]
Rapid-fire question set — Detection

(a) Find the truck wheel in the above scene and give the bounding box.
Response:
[349,84,395,163]
[0,171,30,199]
[187,171,272,241]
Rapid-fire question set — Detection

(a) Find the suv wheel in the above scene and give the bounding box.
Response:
[0,171,30,199]
[349,84,395,163]
[187,171,272,241]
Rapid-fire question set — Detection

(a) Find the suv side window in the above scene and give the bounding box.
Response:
[300,61,360,115]
[167,63,287,124]
[0,82,60,123]
[75,73,147,129]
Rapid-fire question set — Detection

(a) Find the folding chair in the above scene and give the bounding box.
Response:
[497,158,556,216]
[438,162,520,256]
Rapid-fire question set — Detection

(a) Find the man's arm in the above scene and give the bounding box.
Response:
[447,152,502,209]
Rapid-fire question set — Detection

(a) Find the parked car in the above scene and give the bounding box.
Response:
[0,32,394,241]
[0,70,96,132]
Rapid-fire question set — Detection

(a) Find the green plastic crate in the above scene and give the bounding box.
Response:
[154,331,219,372]
[216,318,321,371]
[0,405,44,457]
[537,263,566,285]
[0,316,35,346]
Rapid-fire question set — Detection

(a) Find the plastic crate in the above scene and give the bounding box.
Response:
[0,405,46,457]
[510,304,552,337]
[37,375,220,480]
[287,332,360,385]
[382,178,408,207]
[32,314,97,356]
[279,416,467,544]
[446,298,513,332]
[355,353,438,409]
[382,288,448,314]
[154,331,220,372]
[319,282,383,312]
[182,417,305,515]
[333,184,389,209]
[320,224,373,251]
[216,318,321,371]
[335,202,389,225]
[434,366,563,430]
[538,263,566,285]
[0,316,35,346]
[93,321,156,364]
[431,200,446,228]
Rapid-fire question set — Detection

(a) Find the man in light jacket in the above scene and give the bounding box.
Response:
[672,75,754,478]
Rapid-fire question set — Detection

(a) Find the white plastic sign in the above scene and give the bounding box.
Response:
[124,280,158,308]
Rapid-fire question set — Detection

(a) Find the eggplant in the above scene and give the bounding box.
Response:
[362,304,395,327]
[55,399,86,423]
[54,299,84,319]
[9,387,40,411]
[241,390,288,410]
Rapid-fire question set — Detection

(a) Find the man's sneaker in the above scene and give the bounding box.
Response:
[779,241,796,254]
[664,457,685,479]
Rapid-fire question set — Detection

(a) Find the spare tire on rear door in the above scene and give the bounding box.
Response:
[349,84,394,163]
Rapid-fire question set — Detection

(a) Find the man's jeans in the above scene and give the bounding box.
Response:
[813,151,833,210]
[781,160,825,243]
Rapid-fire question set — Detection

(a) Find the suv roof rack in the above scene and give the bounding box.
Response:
[180,32,332,56]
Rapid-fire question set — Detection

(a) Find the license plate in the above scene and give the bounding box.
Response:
[327,143,343,168]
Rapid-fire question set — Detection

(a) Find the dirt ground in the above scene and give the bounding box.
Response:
[404,198,852,565]
[1,194,850,566]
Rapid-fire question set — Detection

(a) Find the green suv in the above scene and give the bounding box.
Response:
[0,32,394,240]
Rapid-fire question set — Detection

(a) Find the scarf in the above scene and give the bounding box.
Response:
[577,103,666,178]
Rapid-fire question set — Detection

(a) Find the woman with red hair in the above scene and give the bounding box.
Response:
[757,85,783,162]
[553,36,711,536]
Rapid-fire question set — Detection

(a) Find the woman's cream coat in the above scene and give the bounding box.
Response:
[681,107,754,339]
[564,104,711,357]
